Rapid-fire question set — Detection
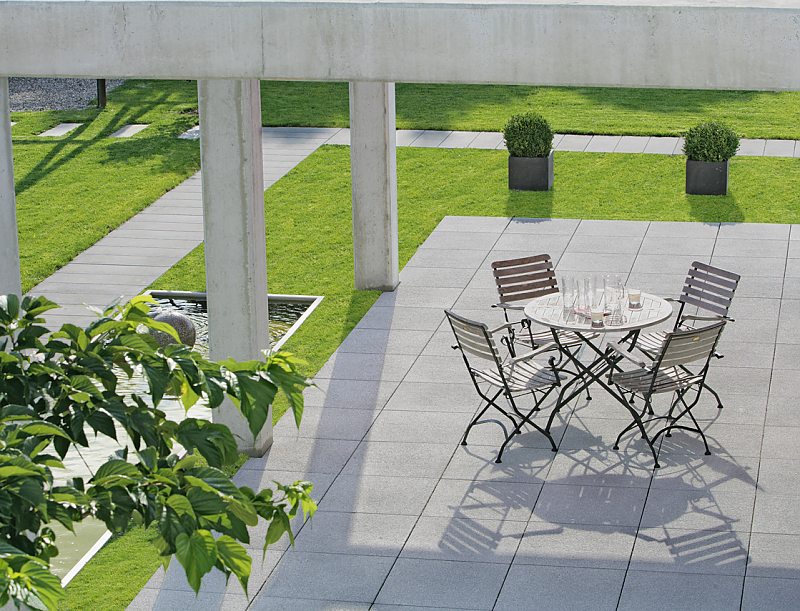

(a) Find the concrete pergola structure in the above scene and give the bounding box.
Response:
[1,0,798,454]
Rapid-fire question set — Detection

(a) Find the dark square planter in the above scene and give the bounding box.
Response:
[686,159,729,196]
[509,152,554,191]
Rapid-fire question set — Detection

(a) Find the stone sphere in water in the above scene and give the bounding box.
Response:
[150,310,196,348]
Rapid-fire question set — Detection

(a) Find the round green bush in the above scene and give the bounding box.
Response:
[682,121,740,162]
[503,112,553,158]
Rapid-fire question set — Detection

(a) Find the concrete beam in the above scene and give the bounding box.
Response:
[198,79,272,456]
[349,81,399,292]
[1,2,799,91]
[0,77,21,297]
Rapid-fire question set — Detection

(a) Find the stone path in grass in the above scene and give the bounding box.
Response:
[26,125,800,329]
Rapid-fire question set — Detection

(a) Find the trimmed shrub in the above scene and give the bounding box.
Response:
[503,112,553,158]
[683,121,740,162]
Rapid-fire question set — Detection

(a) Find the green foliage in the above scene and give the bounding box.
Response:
[683,121,741,162]
[502,112,553,158]
[0,294,316,610]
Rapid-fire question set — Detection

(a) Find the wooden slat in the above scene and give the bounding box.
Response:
[499,287,558,304]
[492,254,552,270]
[690,261,741,283]
[493,261,554,279]
[681,295,729,316]
[686,269,738,293]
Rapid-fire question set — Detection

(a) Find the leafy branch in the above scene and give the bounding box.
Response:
[0,294,316,609]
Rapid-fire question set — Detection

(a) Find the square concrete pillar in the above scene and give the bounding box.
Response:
[197,79,272,456]
[349,81,399,291]
[0,77,21,297]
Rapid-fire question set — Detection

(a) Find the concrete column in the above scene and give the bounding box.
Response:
[349,81,399,291]
[197,79,272,456]
[0,77,21,297]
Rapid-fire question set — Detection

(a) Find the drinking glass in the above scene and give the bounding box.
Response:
[561,276,575,321]
[628,287,642,309]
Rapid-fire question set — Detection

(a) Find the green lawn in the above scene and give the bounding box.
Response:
[261,81,800,139]
[9,79,799,611]
[11,80,201,292]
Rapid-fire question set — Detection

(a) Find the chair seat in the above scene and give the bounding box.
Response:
[474,359,558,392]
[611,366,702,395]
[524,328,599,349]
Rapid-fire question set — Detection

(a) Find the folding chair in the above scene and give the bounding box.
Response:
[608,320,727,468]
[446,310,563,463]
[632,261,739,410]
[491,254,596,357]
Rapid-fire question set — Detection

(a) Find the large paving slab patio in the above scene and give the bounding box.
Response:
[128,216,800,611]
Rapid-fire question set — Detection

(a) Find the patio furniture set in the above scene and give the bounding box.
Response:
[446,255,740,468]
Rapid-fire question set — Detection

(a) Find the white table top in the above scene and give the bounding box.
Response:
[523,292,673,334]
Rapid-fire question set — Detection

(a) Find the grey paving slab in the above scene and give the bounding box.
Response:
[764,139,796,157]
[496,565,626,611]
[717,222,791,240]
[38,123,82,137]
[467,131,504,149]
[438,130,479,148]
[411,130,450,147]
[556,133,592,152]
[585,135,621,153]
[644,136,681,155]
[319,474,439,515]
[375,558,508,610]
[741,576,800,611]
[618,571,745,611]
[109,124,149,138]
[614,135,650,153]
[738,138,767,156]
[396,129,425,146]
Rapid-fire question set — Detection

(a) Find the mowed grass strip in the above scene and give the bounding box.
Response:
[260,81,800,139]
[11,80,201,292]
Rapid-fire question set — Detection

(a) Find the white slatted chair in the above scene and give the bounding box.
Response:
[446,309,564,463]
[608,320,727,468]
[491,254,596,357]
[633,261,739,410]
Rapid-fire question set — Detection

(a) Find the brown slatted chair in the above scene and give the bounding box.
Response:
[445,309,563,463]
[608,320,728,468]
[634,261,740,410]
[491,254,595,357]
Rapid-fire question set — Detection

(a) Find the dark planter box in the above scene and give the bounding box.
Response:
[509,152,554,191]
[686,159,729,196]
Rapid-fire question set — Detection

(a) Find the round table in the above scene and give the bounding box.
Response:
[523,291,673,334]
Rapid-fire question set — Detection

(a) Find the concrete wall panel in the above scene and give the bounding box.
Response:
[0,1,799,89]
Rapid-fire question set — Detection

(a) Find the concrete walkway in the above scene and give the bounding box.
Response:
[28,127,800,328]
[128,215,800,611]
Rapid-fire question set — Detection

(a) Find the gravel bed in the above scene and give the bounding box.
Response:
[9,77,126,112]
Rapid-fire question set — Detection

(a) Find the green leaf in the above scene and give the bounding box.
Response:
[175,419,238,469]
[93,459,141,484]
[166,495,197,520]
[174,530,217,594]
[216,536,251,595]
[18,422,71,439]
[0,294,20,321]
[186,487,228,516]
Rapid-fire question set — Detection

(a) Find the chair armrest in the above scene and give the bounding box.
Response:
[491,302,525,311]
[680,314,734,323]
[488,321,522,334]
[509,341,558,364]
[607,341,650,369]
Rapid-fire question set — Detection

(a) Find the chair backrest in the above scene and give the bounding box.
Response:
[445,310,502,368]
[492,254,558,304]
[656,320,727,371]
[678,261,740,318]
